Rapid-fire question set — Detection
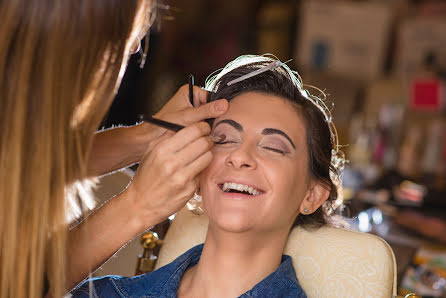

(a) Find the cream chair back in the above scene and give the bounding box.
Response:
[156,207,397,298]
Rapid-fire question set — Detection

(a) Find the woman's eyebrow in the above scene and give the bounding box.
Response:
[262,128,296,149]
[213,121,296,149]
[213,119,243,132]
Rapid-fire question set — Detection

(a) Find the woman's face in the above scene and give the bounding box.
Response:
[200,92,311,233]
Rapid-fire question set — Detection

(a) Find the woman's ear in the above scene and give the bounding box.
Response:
[299,181,330,215]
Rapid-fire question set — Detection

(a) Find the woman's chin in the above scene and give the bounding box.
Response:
[208,210,258,233]
[203,194,266,233]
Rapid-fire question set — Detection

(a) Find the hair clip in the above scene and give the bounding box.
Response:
[227,60,284,86]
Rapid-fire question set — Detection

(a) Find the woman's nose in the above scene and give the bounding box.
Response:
[225,143,257,170]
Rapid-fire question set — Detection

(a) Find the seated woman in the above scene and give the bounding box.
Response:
[71,55,344,298]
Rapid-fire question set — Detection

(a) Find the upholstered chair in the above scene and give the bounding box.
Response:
[155,207,398,298]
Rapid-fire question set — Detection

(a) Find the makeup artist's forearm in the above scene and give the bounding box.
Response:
[66,190,156,290]
[87,124,158,177]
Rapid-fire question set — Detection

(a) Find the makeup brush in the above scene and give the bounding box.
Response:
[138,115,225,143]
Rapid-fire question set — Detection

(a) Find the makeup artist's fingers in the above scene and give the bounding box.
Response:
[154,85,191,120]
[125,116,216,222]
[153,84,227,128]
[175,135,213,166]
[191,85,209,107]
[161,122,211,152]
[143,129,174,157]
[173,99,228,125]
[178,84,211,107]
[171,84,207,108]
[183,150,213,179]
[195,99,228,120]
[125,142,201,223]
[177,84,208,107]
[155,84,201,117]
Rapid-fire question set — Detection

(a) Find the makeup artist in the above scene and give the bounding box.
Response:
[0,1,228,297]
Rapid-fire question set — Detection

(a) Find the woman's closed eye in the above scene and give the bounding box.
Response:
[262,146,287,155]
[215,140,238,145]
[260,140,291,156]
[215,139,291,156]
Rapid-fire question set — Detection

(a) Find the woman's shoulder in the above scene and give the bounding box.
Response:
[244,255,307,298]
[70,275,124,298]
[70,272,165,298]
[70,244,204,298]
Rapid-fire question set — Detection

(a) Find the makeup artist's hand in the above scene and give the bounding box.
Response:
[125,121,214,226]
[155,84,228,126]
[86,85,226,177]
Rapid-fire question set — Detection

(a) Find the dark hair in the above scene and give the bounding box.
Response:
[205,55,343,229]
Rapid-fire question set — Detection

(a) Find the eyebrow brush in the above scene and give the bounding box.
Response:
[189,74,195,106]
[139,115,184,132]
[189,73,217,104]
[138,115,225,142]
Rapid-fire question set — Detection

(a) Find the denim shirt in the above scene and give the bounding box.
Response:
[71,244,307,298]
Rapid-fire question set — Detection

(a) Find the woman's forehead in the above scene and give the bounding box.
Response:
[213,92,307,146]
[219,92,303,128]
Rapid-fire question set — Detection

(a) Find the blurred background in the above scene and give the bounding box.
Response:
[98,0,446,295]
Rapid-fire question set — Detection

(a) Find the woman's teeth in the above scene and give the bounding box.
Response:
[222,182,262,196]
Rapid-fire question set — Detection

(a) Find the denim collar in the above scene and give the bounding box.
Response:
[112,244,304,298]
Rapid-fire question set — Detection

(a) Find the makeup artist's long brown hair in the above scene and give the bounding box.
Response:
[0,1,151,297]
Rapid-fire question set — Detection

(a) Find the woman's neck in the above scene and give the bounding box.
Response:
[177,225,289,298]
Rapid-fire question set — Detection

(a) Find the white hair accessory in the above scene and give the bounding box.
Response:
[227,60,281,86]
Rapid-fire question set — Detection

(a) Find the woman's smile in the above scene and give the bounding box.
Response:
[216,179,266,200]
